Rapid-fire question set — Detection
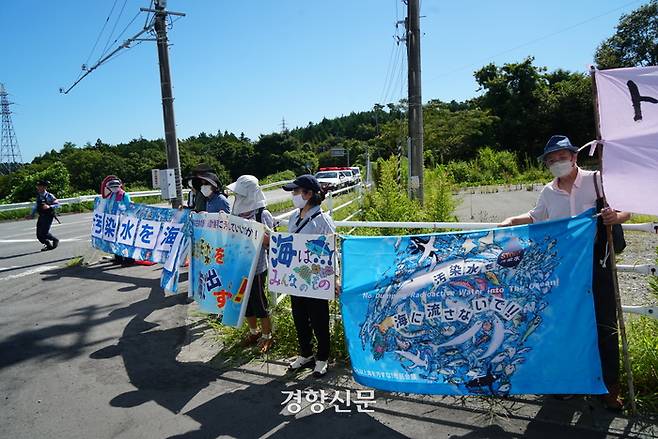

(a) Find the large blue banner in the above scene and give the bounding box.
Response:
[90,198,190,292]
[189,212,264,327]
[341,211,606,395]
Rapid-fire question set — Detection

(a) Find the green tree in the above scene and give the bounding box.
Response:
[474,57,548,156]
[423,101,498,164]
[595,1,658,69]
[8,162,71,203]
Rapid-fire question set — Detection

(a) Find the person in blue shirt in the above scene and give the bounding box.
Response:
[29,180,60,251]
[105,177,135,265]
[190,163,216,212]
[195,172,230,213]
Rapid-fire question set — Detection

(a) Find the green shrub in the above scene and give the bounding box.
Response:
[621,246,658,416]
[622,316,658,415]
[261,170,296,185]
[209,295,348,366]
[7,162,72,203]
[444,147,550,187]
[424,166,457,222]
[361,156,423,235]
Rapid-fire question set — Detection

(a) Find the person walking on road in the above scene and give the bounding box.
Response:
[29,179,60,251]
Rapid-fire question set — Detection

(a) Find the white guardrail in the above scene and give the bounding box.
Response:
[277,189,657,318]
[6,178,654,319]
[0,178,297,213]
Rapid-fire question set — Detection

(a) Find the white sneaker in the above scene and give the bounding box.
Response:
[289,355,315,371]
[312,360,328,377]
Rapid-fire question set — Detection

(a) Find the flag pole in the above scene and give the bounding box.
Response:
[589,66,638,416]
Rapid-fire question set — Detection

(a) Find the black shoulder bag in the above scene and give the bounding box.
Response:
[593,171,626,254]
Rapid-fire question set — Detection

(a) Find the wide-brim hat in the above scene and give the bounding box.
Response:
[195,172,221,188]
[192,163,215,174]
[282,174,321,193]
[538,135,579,160]
[227,175,259,196]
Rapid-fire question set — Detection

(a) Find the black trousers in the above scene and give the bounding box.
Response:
[592,250,620,389]
[36,214,56,245]
[290,296,330,361]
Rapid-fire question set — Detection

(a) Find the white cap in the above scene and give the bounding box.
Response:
[227,175,267,215]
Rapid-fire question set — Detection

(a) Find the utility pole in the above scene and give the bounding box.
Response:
[62,0,186,208]
[151,0,184,208]
[405,0,424,203]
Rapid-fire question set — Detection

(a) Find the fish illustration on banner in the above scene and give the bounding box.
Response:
[340,211,605,395]
[268,232,336,300]
[189,212,264,327]
[90,197,190,292]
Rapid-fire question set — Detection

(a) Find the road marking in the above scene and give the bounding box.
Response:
[0,238,87,243]
[3,218,93,239]
[0,265,59,281]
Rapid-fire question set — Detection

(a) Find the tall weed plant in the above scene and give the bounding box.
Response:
[621,247,658,416]
[445,147,550,186]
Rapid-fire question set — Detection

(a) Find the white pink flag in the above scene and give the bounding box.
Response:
[595,66,658,215]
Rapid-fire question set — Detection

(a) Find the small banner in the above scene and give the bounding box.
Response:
[595,66,658,215]
[340,211,605,395]
[189,212,264,327]
[268,232,336,300]
[90,198,190,292]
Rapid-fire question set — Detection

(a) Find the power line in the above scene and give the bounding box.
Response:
[109,11,144,50]
[427,0,643,81]
[384,45,405,105]
[60,24,152,95]
[143,0,154,29]
[379,41,402,105]
[83,0,120,69]
[98,0,130,62]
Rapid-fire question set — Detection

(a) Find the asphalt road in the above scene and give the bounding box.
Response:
[0,188,652,438]
[0,188,289,281]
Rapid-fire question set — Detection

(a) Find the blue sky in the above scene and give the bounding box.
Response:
[0,0,645,161]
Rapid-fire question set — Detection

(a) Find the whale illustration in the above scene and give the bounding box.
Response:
[394,350,428,369]
[434,321,483,348]
[477,316,505,360]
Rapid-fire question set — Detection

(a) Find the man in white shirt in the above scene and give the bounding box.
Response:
[500,135,630,410]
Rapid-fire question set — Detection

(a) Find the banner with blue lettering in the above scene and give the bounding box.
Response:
[268,232,337,300]
[340,211,605,395]
[90,198,190,292]
[189,212,264,327]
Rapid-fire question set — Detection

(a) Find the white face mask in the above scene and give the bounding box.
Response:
[549,160,574,178]
[200,185,214,198]
[292,193,307,209]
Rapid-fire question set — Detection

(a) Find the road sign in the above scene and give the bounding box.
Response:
[152,169,161,189]
[330,147,345,157]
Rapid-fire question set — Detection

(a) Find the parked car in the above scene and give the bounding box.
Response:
[315,171,346,191]
[339,170,356,186]
[349,167,362,183]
